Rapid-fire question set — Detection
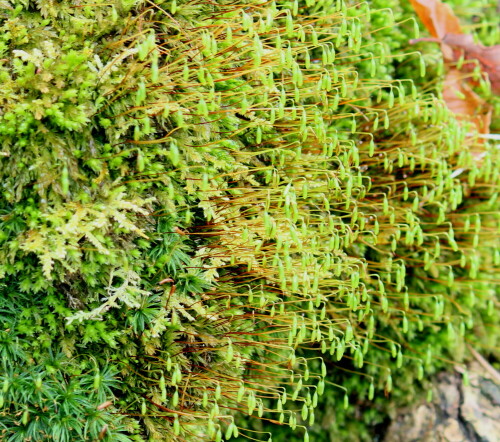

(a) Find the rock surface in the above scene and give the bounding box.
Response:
[384,362,500,442]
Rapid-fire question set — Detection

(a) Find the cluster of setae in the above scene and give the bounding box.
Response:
[0,0,498,441]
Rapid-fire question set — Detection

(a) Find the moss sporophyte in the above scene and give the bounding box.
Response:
[0,0,498,441]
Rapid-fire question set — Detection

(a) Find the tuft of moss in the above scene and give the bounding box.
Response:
[0,1,498,441]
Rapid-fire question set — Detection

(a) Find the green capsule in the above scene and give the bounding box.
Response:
[207,419,215,438]
[321,361,327,377]
[280,389,287,405]
[282,11,292,34]
[136,151,144,172]
[367,315,375,339]
[336,339,345,361]
[386,375,393,393]
[390,342,397,359]
[256,126,262,144]
[22,410,29,425]
[301,402,308,420]
[317,379,325,396]
[369,139,375,157]
[93,372,101,390]
[110,6,118,21]
[172,388,179,407]
[237,384,245,402]
[396,350,403,368]
[197,98,208,117]
[277,397,283,413]
[368,382,374,401]
[61,165,69,195]
[419,56,426,77]
[417,363,424,381]
[151,54,159,82]
[402,315,409,333]
[362,338,369,354]
[136,81,146,105]
[381,296,388,313]
[170,140,180,166]
[247,392,256,415]
[345,324,353,342]
[197,67,206,84]
[355,348,364,368]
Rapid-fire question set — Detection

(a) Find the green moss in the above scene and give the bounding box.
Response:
[0,0,498,441]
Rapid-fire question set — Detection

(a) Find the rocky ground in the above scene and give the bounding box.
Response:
[384,362,500,442]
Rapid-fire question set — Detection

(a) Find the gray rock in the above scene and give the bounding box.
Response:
[384,362,500,442]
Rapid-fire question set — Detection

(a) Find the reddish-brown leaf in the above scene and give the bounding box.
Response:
[409,0,461,39]
[443,69,492,157]
[410,0,500,92]
[98,424,108,440]
[442,34,500,93]
[410,0,499,138]
[97,400,113,411]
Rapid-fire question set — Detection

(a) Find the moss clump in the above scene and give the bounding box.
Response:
[0,1,498,441]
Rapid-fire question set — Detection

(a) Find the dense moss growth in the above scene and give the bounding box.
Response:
[0,0,498,441]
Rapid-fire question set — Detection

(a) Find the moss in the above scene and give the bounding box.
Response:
[0,0,498,441]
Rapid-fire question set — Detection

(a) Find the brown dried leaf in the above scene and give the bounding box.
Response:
[174,226,187,235]
[443,70,484,117]
[409,0,461,39]
[410,0,499,138]
[442,34,500,93]
[97,400,113,410]
[98,424,109,440]
[410,0,500,93]
[443,69,492,158]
